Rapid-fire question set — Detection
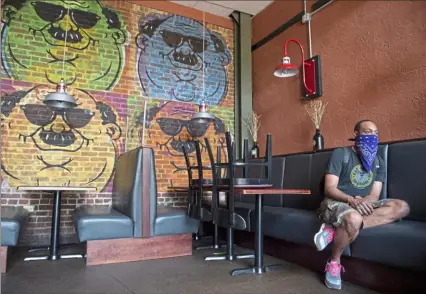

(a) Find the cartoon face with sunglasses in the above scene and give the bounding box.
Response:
[1,84,122,190]
[136,14,231,105]
[1,0,127,90]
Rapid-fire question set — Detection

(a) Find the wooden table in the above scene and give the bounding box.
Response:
[230,188,311,276]
[17,186,96,261]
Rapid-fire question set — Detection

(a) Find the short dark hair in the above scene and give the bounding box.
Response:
[354,119,375,132]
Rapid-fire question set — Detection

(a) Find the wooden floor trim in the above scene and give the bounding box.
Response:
[1,246,8,273]
[86,234,192,266]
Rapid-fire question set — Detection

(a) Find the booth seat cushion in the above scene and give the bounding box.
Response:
[203,195,256,231]
[154,207,199,236]
[350,220,426,272]
[73,206,133,242]
[253,206,350,256]
[1,206,29,246]
[234,202,256,231]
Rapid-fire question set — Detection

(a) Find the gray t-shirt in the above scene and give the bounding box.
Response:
[326,147,386,197]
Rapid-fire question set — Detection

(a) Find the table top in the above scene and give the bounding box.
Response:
[167,186,189,192]
[236,189,311,195]
[167,186,310,196]
[17,186,97,192]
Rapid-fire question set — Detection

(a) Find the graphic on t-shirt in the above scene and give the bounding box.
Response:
[350,164,373,189]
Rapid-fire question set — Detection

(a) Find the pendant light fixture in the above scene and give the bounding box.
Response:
[43,7,77,109]
[191,12,215,123]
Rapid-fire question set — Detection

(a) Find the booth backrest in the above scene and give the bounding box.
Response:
[236,139,426,222]
[143,148,159,237]
[112,148,144,237]
[236,157,286,206]
[112,147,158,237]
[282,153,313,209]
[308,150,333,211]
[387,140,426,222]
[278,144,390,211]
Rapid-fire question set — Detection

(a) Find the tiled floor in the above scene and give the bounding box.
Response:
[1,244,375,294]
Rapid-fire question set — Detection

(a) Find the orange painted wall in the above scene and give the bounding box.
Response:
[253,1,426,155]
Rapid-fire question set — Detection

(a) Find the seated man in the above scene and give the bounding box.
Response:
[314,120,410,290]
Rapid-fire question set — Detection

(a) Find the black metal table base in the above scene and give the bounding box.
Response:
[205,253,255,261]
[195,243,226,251]
[229,194,282,276]
[205,227,255,261]
[25,191,83,262]
[231,264,282,276]
[28,243,80,253]
[24,254,84,261]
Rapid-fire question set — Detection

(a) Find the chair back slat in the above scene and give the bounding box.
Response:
[204,131,273,230]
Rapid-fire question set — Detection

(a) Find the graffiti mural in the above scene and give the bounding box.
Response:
[128,101,229,179]
[1,0,127,91]
[1,81,122,191]
[135,14,231,105]
[0,0,234,195]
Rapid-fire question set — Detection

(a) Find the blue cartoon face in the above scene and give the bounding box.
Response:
[136,14,231,105]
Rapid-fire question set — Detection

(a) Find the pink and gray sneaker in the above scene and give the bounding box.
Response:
[314,223,335,251]
[325,260,345,290]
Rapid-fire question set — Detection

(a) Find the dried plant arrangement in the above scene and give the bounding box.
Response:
[243,111,262,142]
[304,100,328,129]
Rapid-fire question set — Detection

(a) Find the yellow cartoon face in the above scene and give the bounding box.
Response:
[1,85,121,190]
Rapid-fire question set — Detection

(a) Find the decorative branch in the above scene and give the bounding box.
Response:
[304,100,328,129]
[243,111,262,142]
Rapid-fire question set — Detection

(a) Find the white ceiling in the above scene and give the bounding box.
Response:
[169,1,273,18]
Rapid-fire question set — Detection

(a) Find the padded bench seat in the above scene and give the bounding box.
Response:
[351,220,426,271]
[154,207,199,236]
[250,206,351,256]
[1,206,29,246]
[73,206,133,242]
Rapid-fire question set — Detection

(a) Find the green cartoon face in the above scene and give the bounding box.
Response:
[1,0,127,90]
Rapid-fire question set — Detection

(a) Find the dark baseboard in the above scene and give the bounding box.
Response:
[86,234,192,266]
[234,230,425,294]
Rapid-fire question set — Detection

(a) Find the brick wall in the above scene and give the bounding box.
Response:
[0,0,234,245]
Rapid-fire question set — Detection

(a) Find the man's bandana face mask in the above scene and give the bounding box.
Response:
[355,134,379,172]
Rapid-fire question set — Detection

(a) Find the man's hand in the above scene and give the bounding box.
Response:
[351,196,374,216]
[347,196,363,208]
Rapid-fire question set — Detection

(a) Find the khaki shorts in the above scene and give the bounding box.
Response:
[317,198,391,227]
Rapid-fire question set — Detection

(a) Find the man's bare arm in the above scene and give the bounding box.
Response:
[365,181,382,202]
[324,174,353,203]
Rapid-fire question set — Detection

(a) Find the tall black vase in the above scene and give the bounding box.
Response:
[313,129,324,151]
[251,141,259,158]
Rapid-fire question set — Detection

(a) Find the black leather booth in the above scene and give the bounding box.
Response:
[73,147,199,242]
[234,139,426,272]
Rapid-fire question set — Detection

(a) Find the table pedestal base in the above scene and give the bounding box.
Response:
[205,253,254,261]
[28,243,81,253]
[195,243,226,251]
[231,264,282,276]
[24,253,84,261]
[204,227,255,261]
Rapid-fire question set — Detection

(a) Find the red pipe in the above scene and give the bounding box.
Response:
[283,38,313,93]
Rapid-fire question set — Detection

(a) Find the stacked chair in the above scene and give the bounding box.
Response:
[182,142,224,251]
[202,132,273,261]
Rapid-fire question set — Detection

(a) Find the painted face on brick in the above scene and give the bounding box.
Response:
[1,85,121,190]
[130,101,223,155]
[1,0,127,91]
[136,14,231,105]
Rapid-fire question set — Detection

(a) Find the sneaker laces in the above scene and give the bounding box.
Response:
[325,262,345,277]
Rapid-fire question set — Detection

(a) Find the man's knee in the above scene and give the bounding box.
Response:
[388,199,410,219]
[342,211,363,236]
